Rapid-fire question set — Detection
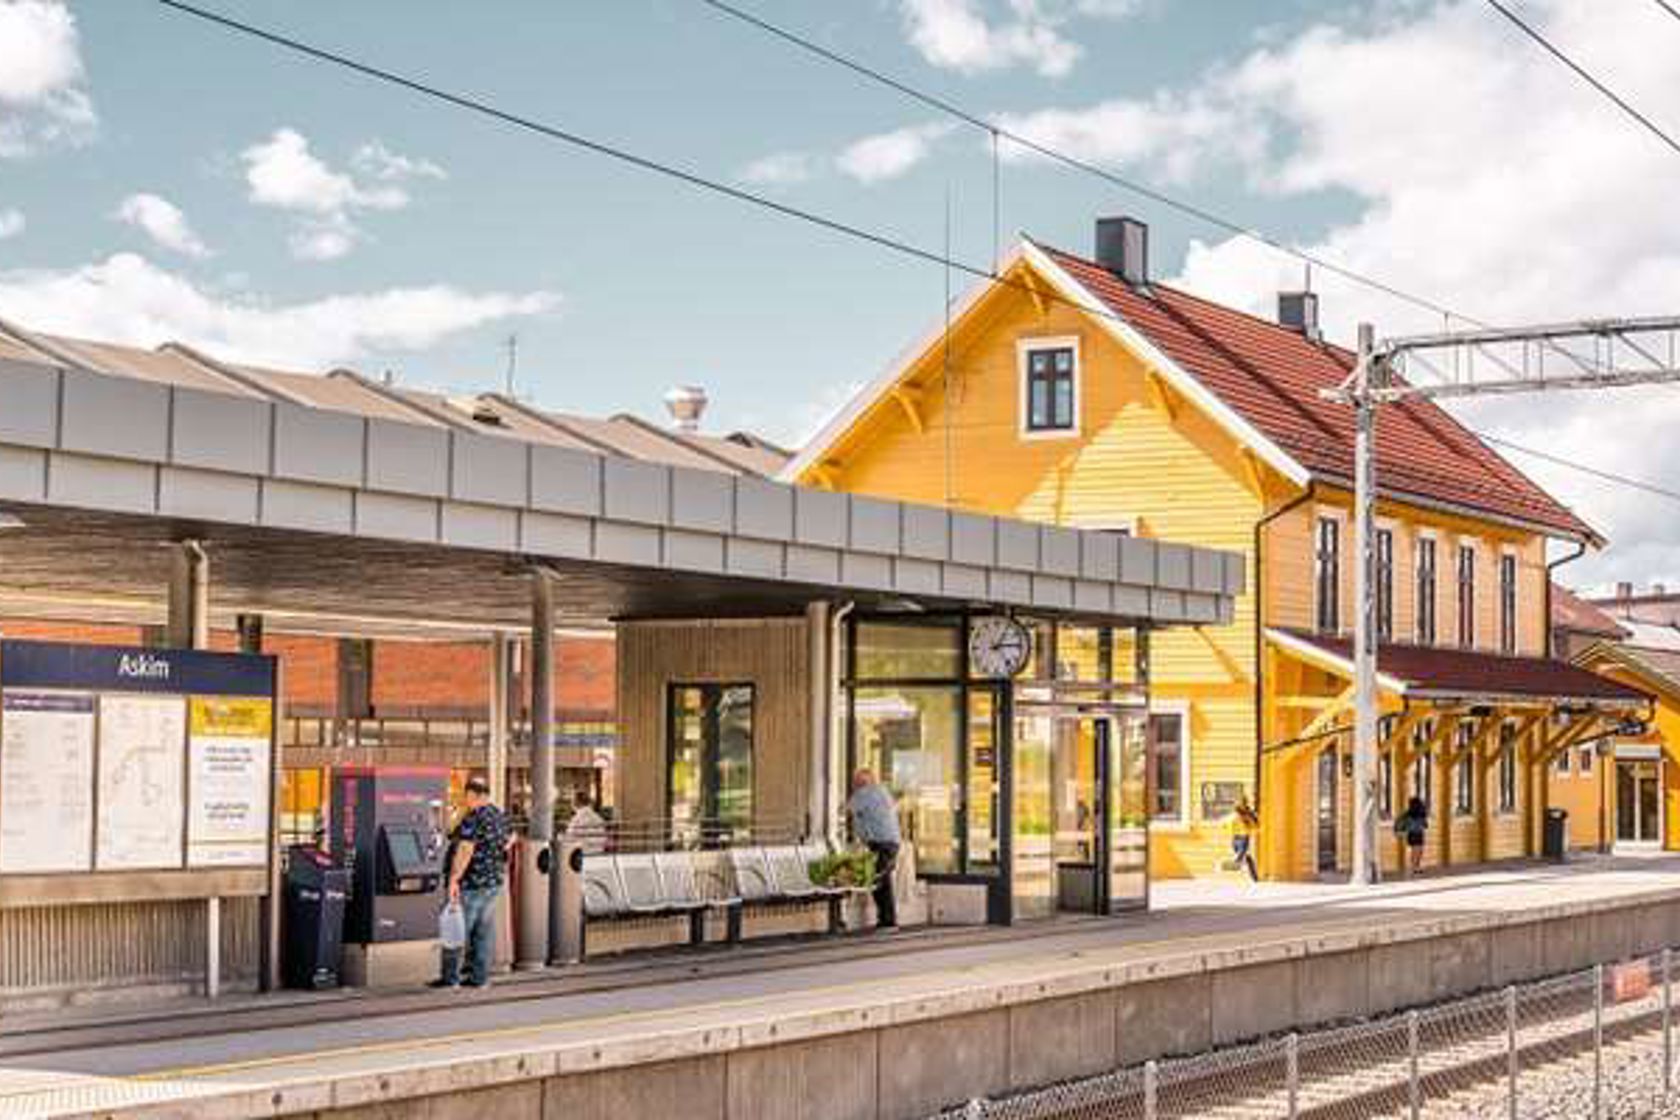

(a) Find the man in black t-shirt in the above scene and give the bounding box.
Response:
[433,776,506,988]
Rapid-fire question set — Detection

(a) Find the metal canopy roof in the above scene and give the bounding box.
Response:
[0,343,1243,638]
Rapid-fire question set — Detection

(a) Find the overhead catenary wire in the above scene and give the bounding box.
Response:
[150,0,1679,517]
[1655,0,1680,23]
[696,0,1472,326]
[1482,0,1680,159]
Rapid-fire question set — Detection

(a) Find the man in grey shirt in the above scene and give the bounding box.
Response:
[847,768,900,930]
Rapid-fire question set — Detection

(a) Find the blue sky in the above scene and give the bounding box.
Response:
[4,1,1680,585]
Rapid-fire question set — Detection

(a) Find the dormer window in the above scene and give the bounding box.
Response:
[1019,337,1079,437]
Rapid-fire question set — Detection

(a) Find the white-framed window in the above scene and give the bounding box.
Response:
[1376,526,1395,642]
[1018,336,1081,438]
[1416,534,1438,645]
[1378,714,1397,819]
[1411,720,1435,815]
[1499,550,1518,655]
[1555,746,1572,776]
[1577,744,1594,775]
[1457,539,1478,649]
[1498,722,1517,813]
[1454,722,1476,816]
[1147,703,1191,826]
[1315,512,1342,634]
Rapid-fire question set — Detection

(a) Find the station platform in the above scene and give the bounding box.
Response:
[7,853,1680,1120]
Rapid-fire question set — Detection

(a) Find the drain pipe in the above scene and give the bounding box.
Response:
[827,600,856,845]
[1252,483,1315,823]
[806,601,830,842]
[1545,536,1591,657]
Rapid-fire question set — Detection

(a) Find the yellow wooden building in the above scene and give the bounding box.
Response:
[786,217,1648,880]
[1572,623,1680,854]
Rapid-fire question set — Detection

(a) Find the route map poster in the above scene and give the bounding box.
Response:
[187,696,274,867]
[0,692,95,874]
[96,693,187,870]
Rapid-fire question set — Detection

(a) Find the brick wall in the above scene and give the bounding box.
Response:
[0,618,616,720]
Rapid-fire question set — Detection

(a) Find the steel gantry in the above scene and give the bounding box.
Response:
[1325,315,1680,885]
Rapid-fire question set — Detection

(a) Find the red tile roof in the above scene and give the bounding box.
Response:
[1551,584,1627,639]
[1278,628,1647,704]
[1037,244,1596,541]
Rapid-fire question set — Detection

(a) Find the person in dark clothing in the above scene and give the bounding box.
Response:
[433,776,507,989]
[1395,795,1428,876]
[847,768,901,931]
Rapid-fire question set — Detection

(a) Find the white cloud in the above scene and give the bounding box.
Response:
[0,208,23,239]
[241,128,440,260]
[0,252,559,369]
[738,151,819,188]
[352,141,446,183]
[898,0,1140,78]
[836,122,955,185]
[0,0,95,157]
[114,193,211,259]
[996,0,1680,582]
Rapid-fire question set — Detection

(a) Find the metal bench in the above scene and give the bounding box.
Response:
[580,852,712,950]
[723,844,851,938]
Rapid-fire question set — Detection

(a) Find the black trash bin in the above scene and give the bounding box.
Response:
[1543,808,1569,862]
[282,845,351,989]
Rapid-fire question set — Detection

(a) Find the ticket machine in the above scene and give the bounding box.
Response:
[330,767,448,944]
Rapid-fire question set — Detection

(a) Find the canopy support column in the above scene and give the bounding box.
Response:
[167,541,219,999]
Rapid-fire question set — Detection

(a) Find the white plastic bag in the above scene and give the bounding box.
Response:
[438,900,466,950]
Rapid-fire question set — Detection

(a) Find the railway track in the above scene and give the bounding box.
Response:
[945,970,1678,1119]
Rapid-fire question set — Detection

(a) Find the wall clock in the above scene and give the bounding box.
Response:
[968,615,1032,679]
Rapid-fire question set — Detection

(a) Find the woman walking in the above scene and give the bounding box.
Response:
[1395,795,1428,876]
[1228,797,1260,881]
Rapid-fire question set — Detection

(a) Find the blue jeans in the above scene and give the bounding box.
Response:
[440,885,500,986]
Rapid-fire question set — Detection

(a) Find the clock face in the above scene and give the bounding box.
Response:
[969,616,1032,678]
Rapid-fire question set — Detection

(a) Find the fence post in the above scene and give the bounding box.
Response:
[1144,1059,1158,1120]
[1287,1032,1299,1120]
[1408,1008,1421,1120]
[1665,947,1673,1099]
[1506,985,1518,1120]
[1594,962,1605,1120]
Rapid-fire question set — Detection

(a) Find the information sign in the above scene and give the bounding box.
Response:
[187,697,274,867]
[96,693,187,870]
[0,692,95,873]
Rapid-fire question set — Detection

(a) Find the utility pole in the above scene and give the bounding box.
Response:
[1349,324,1379,884]
[504,334,519,398]
[1327,314,1680,887]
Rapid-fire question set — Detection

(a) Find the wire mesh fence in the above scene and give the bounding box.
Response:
[931,950,1680,1120]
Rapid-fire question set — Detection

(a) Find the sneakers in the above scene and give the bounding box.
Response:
[427,978,460,990]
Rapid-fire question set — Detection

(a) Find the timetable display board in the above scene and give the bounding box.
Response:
[0,639,278,879]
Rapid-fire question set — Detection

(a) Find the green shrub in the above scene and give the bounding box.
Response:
[809,848,876,888]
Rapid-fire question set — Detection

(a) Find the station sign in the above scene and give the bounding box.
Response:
[0,639,278,878]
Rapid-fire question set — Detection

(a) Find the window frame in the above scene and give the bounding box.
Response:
[1497,723,1517,813]
[1411,720,1435,814]
[1315,513,1342,635]
[1146,702,1191,828]
[1499,551,1518,655]
[1457,541,1477,650]
[1017,336,1082,439]
[1416,535,1438,645]
[1376,526,1395,642]
[1453,722,1475,817]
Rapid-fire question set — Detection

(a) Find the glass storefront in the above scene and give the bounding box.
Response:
[845,614,1150,924]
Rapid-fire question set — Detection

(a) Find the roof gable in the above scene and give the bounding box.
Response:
[1035,243,1595,541]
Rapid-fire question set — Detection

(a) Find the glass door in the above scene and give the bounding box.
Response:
[1107,711,1149,912]
[1616,760,1662,847]
[1050,716,1101,913]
